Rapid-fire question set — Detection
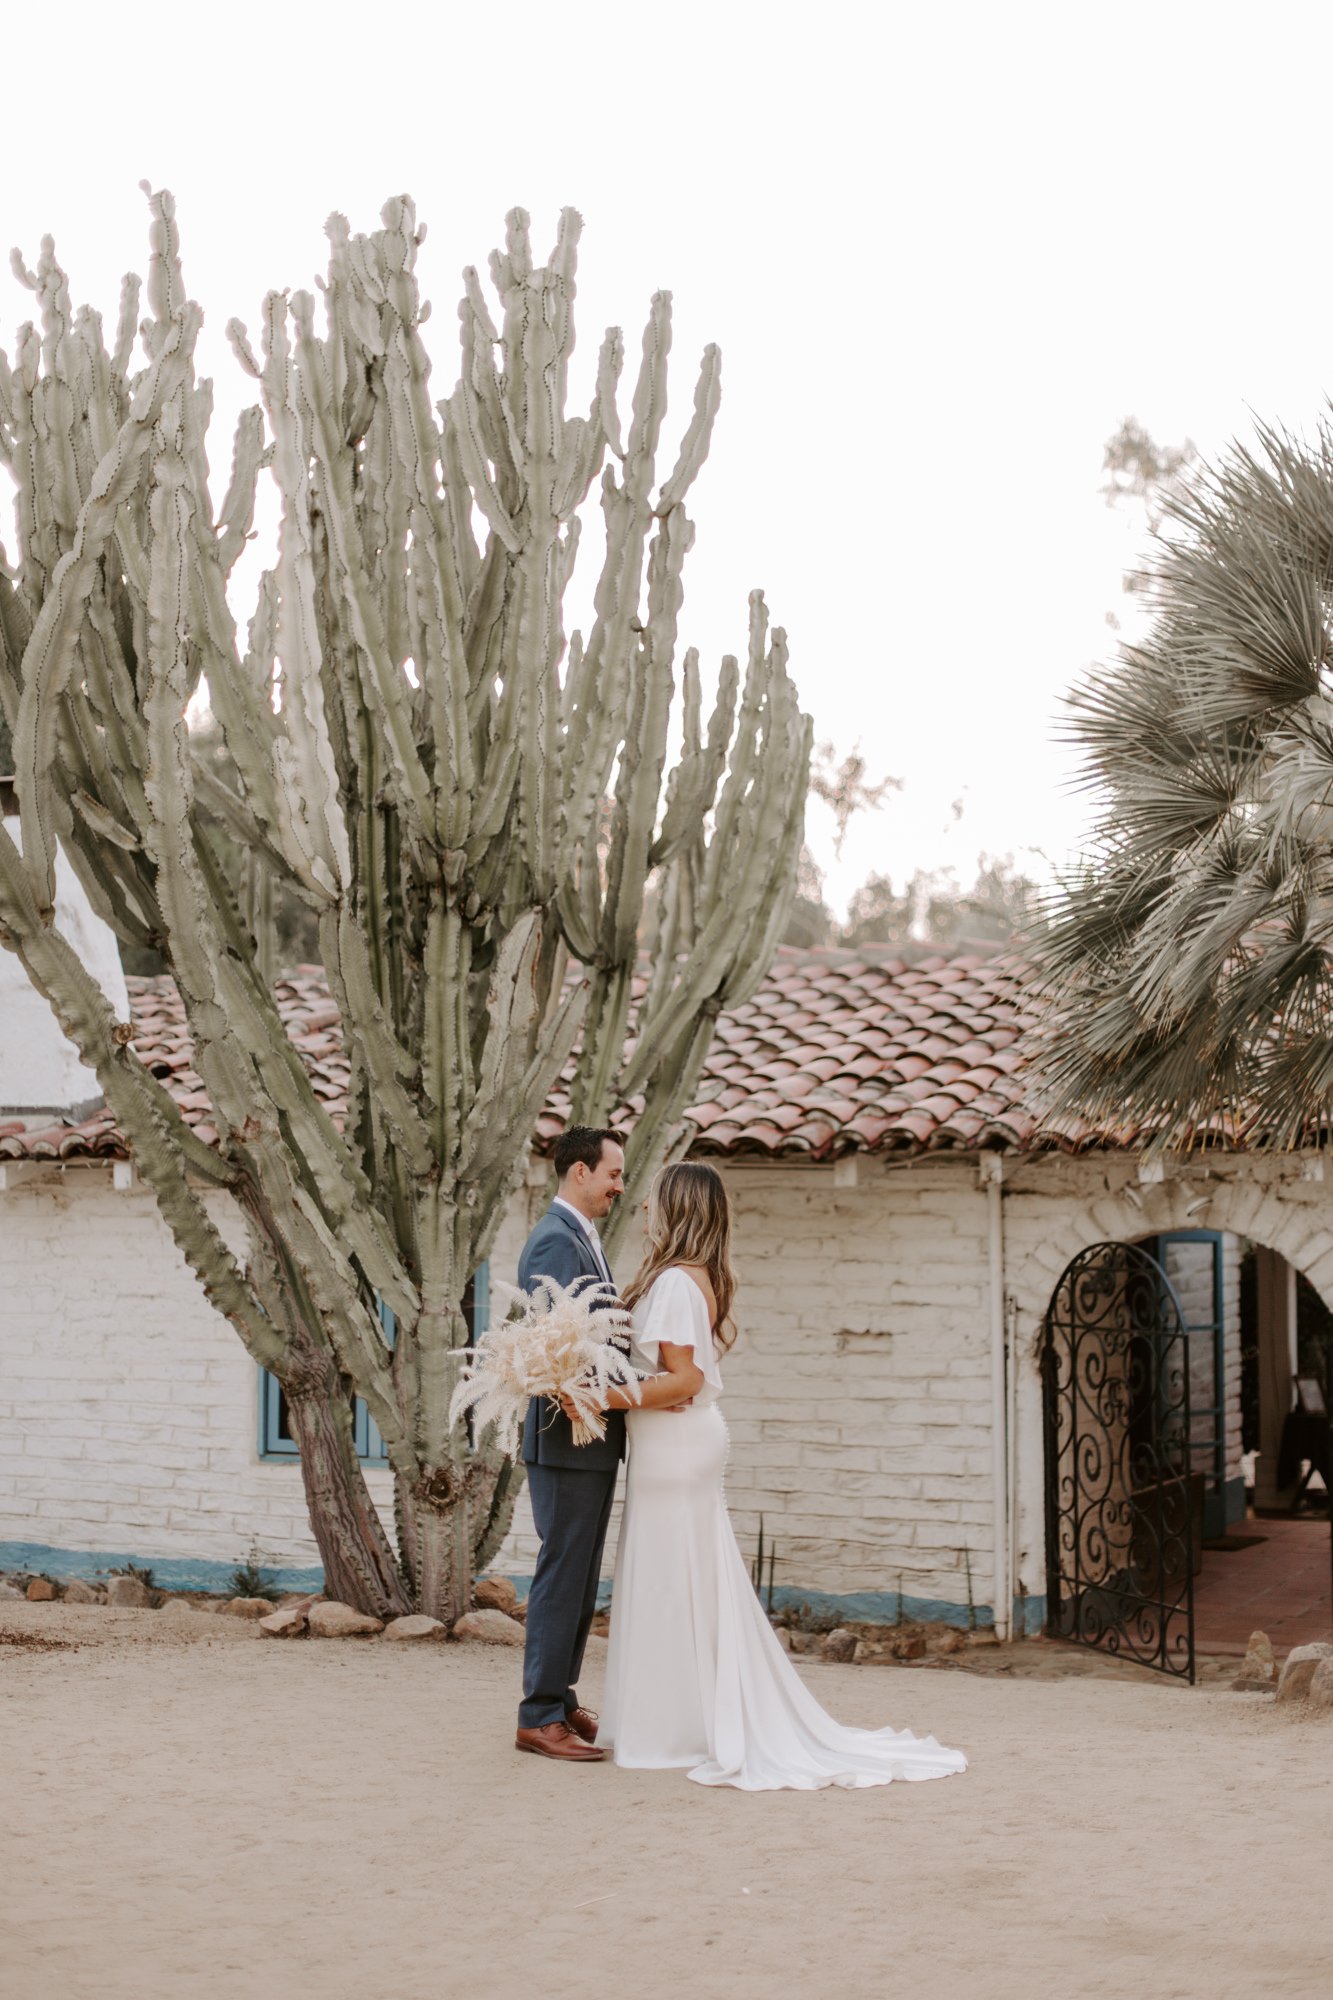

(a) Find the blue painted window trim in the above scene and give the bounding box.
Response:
[258,1264,490,1463]
[259,1368,300,1458]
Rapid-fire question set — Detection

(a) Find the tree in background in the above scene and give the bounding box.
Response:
[787,738,1042,953]
[808,740,900,852]
[1100,415,1197,528]
[0,193,809,1619]
[1101,416,1198,629]
[841,853,1040,949]
[787,735,1039,953]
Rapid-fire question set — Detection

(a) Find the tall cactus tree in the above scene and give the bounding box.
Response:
[0,191,810,1619]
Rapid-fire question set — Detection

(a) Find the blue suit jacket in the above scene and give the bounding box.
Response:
[518,1204,627,1471]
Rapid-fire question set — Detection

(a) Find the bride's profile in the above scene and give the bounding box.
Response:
[593,1161,968,1792]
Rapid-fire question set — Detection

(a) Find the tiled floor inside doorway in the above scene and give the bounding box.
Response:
[1193,1512,1332,1655]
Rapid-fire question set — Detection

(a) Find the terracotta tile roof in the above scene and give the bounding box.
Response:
[0,945,1144,1168]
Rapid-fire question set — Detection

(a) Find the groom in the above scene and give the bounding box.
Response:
[514,1125,627,1763]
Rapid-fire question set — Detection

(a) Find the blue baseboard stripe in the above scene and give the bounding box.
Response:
[0,1540,325,1594]
[1,1539,1050,1633]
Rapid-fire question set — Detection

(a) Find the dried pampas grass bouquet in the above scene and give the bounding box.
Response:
[448,1275,642,1457]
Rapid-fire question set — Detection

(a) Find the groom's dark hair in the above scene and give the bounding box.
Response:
[553,1125,625,1180]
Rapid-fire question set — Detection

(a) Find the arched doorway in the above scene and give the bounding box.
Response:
[1041,1240,1197,1681]
[1008,1169,1332,1669]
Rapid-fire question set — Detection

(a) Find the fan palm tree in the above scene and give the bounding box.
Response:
[1033,415,1333,1148]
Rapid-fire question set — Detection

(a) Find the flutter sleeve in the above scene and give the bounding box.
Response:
[632,1268,724,1396]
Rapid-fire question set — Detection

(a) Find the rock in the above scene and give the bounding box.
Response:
[219,1597,274,1620]
[61,1580,100,1604]
[787,1629,817,1655]
[383,1615,447,1642]
[820,1627,858,1663]
[926,1627,967,1656]
[853,1638,893,1664]
[776,1627,795,1653]
[105,1575,152,1609]
[1238,1630,1276,1682]
[473,1576,518,1615]
[258,1604,310,1639]
[25,1578,57,1602]
[965,1627,1000,1647]
[161,1598,209,1623]
[1276,1642,1333,1703]
[1233,1629,1278,1692]
[307,1600,384,1639]
[0,1581,23,1601]
[886,1630,927,1660]
[450,1608,525,1646]
[1308,1657,1333,1711]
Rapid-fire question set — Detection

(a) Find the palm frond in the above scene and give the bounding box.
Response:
[1030,409,1333,1147]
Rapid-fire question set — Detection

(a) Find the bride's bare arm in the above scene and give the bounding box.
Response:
[560,1340,703,1418]
[603,1340,704,1411]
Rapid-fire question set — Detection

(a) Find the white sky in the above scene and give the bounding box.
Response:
[4,0,1330,915]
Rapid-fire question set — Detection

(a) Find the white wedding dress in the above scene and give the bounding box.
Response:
[599,1268,968,1792]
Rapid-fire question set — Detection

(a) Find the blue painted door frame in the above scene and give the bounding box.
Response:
[1144,1230,1240,1537]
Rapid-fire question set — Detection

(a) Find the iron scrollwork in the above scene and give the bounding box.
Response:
[1042,1241,1196,1682]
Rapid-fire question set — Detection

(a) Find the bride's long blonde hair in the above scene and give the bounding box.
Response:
[622,1162,737,1350]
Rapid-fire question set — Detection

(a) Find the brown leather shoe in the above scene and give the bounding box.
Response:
[515,1721,605,1762]
[567,1706,599,1744]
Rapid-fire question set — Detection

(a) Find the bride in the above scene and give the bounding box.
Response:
[590,1161,968,1792]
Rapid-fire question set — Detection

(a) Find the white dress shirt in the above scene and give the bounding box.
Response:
[553,1195,614,1285]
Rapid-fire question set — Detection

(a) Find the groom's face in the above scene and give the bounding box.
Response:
[578,1140,625,1218]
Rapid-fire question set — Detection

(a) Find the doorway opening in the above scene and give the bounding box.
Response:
[1041,1230,1333,1674]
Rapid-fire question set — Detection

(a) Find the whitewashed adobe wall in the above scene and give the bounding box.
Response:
[1,1156,1003,1614]
[0,832,128,1119]
[0,1175,326,1579]
[0,1170,533,1584]
[7,1147,1329,1618]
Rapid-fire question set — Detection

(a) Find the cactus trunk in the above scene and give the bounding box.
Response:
[283,1383,412,1620]
[396,1479,473,1628]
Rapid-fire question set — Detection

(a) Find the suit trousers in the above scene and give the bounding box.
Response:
[519,1461,618,1730]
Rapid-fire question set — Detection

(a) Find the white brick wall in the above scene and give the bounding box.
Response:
[0,1159,1001,1612]
[0,1174,320,1571]
[0,1170,530,1581]
[8,1148,1332,1621]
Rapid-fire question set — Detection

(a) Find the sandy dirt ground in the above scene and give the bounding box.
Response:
[2,1603,1330,2000]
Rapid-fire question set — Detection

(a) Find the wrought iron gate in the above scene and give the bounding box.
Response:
[1042,1240,1196,1682]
